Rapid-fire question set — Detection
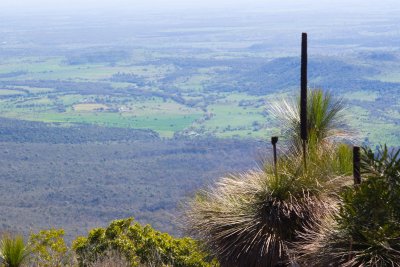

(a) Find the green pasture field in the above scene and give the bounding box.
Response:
[73,103,109,111]
[203,104,263,128]
[1,109,201,138]
[369,62,400,83]
[342,90,378,102]
[0,93,203,137]
[174,74,212,92]
[374,73,400,83]
[0,52,399,145]
[18,97,54,106]
[0,84,397,145]
[0,56,172,82]
[344,105,400,147]
[0,89,26,96]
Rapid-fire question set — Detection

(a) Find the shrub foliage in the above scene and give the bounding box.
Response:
[29,229,71,267]
[296,145,400,266]
[72,218,218,267]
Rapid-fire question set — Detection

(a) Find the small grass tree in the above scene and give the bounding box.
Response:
[0,234,30,267]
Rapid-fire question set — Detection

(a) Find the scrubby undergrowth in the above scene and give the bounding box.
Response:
[295,145,400,267]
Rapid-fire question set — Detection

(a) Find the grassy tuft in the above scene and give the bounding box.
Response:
[270,88,352,154]
[0,234,30,267]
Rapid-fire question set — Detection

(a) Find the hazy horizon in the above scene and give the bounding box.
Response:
[2,0,399,15]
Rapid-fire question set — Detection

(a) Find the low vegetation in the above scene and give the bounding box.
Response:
[29,229,72,266]
[1,219,218,267]
[184,89,400,267]
[296,145,400,266]
[0,234,30,267]
[73,218,218,267]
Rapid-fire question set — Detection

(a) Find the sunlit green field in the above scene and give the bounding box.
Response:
[0,56,271,138]
[0,54,399,145]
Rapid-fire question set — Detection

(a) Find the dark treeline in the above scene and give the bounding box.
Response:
[153,56,400,95]
[65,50,130,65]
[0,80,119,95]
[110,72,147,86]
[0,117,159,143]
[0,71,28,78]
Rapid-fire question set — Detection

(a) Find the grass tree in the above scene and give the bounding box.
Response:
[185,147,350,266]
[186,88,353,266]
[186,31,354,266]
[0,234,30,267]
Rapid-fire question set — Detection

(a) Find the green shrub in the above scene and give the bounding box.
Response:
[297,145,400,266]
[72,218,218,267]
[29,229,72,267]
[0,234,30,267]
[338,145,400,265]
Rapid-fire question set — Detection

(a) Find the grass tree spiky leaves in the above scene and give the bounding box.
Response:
[186,153,339,267]
[186,88,354,266]
[270,88,351,155]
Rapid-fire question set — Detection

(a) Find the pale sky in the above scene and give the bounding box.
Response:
[1,0,259,10]
[1,0,398,14]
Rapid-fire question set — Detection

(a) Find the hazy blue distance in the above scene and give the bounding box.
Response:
[1,0,399,14]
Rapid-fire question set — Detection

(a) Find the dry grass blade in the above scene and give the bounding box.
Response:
[89,251,130,267]
[185,168,333,267]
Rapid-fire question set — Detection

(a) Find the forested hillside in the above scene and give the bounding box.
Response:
[0,118,264,240]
